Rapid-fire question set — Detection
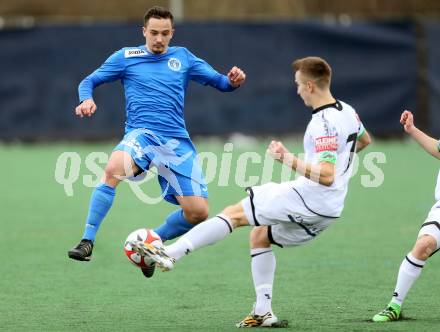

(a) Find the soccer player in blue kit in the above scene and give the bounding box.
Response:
[68,6,246,278]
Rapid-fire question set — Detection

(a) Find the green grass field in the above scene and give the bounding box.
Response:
[1,139,439,331]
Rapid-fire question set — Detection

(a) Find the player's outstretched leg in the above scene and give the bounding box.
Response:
[131,213,235,278]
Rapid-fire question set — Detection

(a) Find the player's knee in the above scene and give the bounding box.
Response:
[103,163,122,185]
[250,227,271,248]
[104,164,116,178]
[104,151,136,184]
[222,204,238,221]
[183,206,209,224]
[412,235,437,260]
[221,203,248,228]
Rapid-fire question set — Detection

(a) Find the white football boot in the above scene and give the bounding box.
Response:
[129,240,175,272]
[236,304,288,328]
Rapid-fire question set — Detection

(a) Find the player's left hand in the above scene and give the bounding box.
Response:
[227,66,246,87]
[267,140,292,163]
[400,110,415,133]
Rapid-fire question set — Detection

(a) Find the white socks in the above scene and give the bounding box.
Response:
[164,214,233,261]
[391,252,425,306]
[251,248,276,315]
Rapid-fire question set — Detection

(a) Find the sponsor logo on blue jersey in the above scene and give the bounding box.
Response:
[124,49,148,58]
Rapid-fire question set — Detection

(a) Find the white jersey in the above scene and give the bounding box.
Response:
[291,100,365,217]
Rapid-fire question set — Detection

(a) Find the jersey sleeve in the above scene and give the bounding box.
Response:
[312,117,340,164]
[78,49,125,102]
[355,112,366,141]
[186,49,234,91]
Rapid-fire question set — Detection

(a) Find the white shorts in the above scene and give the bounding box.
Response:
[241,182,338,247]
[418,200,440,250]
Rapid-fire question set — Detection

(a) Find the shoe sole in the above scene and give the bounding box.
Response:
[236,314,288,328]
[129,241,173,271]
[372,316,400,322]
[68,251,91,261]
[141,265,155,278]
[267,319,289,328]
[236,319,288,328]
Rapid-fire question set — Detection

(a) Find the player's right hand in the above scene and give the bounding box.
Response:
[75,98,97,118]
[400,110,414,133]
[267,140,291,162]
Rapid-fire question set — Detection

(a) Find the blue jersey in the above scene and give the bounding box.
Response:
[78,45,235,138]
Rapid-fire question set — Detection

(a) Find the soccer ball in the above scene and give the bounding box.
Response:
[124,228,163,269]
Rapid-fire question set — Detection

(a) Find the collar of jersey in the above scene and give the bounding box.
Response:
[142,45,172,57]
[312,100,342,114]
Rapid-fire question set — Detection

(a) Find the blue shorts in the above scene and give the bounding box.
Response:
[114,129,208,205]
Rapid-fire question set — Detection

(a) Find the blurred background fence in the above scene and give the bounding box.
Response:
[1,0,440,141]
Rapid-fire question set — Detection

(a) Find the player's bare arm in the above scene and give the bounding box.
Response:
[75,98,97,118]
[356,129,371,153]
[267,140,335,186]
[401,110,440,159]
[227,66,246,87]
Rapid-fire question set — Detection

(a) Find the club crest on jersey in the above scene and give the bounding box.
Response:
[315,136,338,152]
[168,58,181,71]
[124,49,148,58]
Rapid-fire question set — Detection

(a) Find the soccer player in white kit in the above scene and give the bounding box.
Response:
[132,56,371,327]
[373,110,440,322]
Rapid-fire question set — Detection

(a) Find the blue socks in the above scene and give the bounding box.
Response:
[154,209,195,241]
[82,183,116,241]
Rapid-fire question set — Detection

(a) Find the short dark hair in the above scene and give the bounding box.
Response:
[144,6,174,27]
[292,56,332,89]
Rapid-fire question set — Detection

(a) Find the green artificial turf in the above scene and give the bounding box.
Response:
[1,139,439,331]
